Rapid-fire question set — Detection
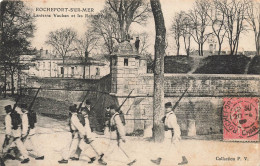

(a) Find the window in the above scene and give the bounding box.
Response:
[71,67,74,75]
[61,67,64,74]
[113,59,117,66]
[124,58,128,66]
[96,67,100,75]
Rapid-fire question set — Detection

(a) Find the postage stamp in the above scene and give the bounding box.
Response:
[223,98,259,141]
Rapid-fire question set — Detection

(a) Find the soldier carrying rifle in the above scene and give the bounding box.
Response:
[58,100,107,165]
[103,104,136,166]
[151,87,190,165]
[58,105,85,164]
[20,103,44,160]
[19,87,44,160]
[3,105,29,164]
[72,100,107,165]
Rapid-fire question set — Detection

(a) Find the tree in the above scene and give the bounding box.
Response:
[46,28,77,77]
[74,30,99,79]
[188,0,212,56]
[218,0,248,55]
[181,13,193,56]
[171,12,184,56]
[90,7,120,54]
[138,32,150,55]
[0,1,35,96]
[207,0,227,55]
[150,0,166,142]
[107,0,151,42]
[246,0,260,56]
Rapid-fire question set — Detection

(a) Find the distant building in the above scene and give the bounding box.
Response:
[19,48,110,79]
[207,35,217,54]
[190,35,256,56]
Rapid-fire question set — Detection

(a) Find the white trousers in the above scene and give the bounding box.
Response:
[104,139,133,163]
[24,128,42,157]
[7,137,29,160]
[160,130,182,166]
[63,133,96,160]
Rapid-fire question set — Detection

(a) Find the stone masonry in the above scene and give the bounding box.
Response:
[110,41,260,136]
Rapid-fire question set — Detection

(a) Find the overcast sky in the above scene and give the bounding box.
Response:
[26,0,256,55]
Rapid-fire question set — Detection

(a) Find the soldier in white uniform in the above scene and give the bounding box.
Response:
[3,105,29,164]
[151,102,188,165]
[104,105,136,166]
[58,105,86,164]
[71,100,107,165]
[20,103,44,160]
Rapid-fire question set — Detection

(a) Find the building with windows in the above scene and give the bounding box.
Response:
[19,48,110,79]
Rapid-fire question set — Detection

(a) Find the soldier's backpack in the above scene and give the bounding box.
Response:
[28,111,37,129]
[77,113,85,126]
[110,111,126,131]
[10,111,22,130]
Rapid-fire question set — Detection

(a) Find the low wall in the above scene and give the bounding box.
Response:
[116,74,260,135]
[25,74,260,135]
[137,74,260,97]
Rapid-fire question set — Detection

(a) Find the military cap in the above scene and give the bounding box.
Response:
[5,105,12,112]
[85,100,91,105]
[69,105,77,112]
[109,104,118,110]
[165,102,172,108]
[21,103,28,109]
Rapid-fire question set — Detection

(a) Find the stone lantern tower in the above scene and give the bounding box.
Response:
[110,41,144,133]
[110,41,140,96]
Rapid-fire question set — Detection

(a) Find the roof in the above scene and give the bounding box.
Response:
[112,41,139,56]
[57,62,106,66]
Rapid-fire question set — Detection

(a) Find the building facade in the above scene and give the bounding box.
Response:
[20,49,110,79]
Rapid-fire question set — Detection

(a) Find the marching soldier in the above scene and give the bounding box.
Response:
[104,105,136,166]
[3,105,29,164]
[151,102,188,165]
[20,103,44,160]
[71,100,107,165]
[79,101,107,165]
[58,105,85,164]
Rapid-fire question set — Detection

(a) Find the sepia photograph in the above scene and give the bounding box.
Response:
[0,0,259,165]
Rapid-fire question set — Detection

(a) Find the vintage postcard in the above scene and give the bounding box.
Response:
[0,0,259,165]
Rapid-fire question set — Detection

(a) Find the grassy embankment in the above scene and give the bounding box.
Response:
[194,55,250,74]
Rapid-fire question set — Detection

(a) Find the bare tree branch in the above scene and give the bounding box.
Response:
[45,28,77,77]
[107,0,151,42]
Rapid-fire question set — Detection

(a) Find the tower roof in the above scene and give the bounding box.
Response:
[111,41,139,57]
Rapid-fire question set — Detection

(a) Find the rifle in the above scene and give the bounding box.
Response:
[161,86,190,123]
[116,89,134,112]
[22,87,41,142]
[12,94,21,112]
[77,93,89,112]
[1,91,23,156]
[28,87,41,111]
[172,86,190,111]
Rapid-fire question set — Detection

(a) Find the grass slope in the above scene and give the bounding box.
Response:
[17,95,72,120]
[164,56,194,73]
[248,56,260,74]
[194,55,250,74]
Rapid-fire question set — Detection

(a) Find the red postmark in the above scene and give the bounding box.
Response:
[223,98,259,141]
